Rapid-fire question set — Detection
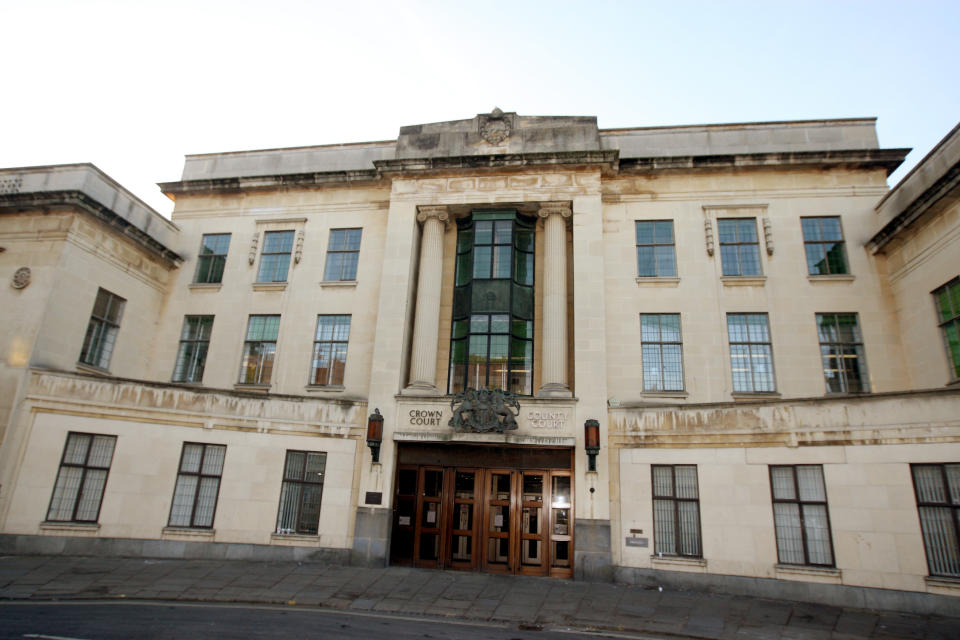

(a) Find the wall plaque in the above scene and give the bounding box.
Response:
[625,537,649,548]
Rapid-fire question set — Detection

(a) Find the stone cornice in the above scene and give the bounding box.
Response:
[374,150,619,175]
[868,161,960,253]
[158,170,383,197]
[619,148,908,175]
[0,190,181,266]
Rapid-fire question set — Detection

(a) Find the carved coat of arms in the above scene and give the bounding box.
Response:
[449,388,520,433]
[479,108,512,146]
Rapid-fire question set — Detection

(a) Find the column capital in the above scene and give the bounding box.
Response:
[538,201,572,219]
[416,205,450,225]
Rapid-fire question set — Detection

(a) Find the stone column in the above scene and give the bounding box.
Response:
[537,202,573,397]
[404,205,449,394]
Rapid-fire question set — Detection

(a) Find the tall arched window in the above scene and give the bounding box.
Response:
[449,211,534,395]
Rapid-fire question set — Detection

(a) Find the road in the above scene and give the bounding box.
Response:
[1,601,671,640]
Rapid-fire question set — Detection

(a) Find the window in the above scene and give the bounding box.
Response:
[816,313,869,393]
[323,228,362,281]
[79,288,125,370]
[449,211,534,395]
[641,314,684,391]
[238,315,280,385]
[46,432,116,523]
[727,313,775,392]
[636,221,676,277]
[911,464,960,577]
[172,316,214,383]
[801,217,848,275]
[933,278,960,380]
[718,218,762,276]
[276,450,327,535]
[311,315,350,386]
[770,465,834,566]
[652,465,701,557]
[168,443,226,529]
[257,230,295,282]
[194,233,230,284]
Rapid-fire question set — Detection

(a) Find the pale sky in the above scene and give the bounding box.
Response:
[2,0,958,216]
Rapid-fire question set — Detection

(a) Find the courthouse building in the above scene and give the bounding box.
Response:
[0,111,958,611]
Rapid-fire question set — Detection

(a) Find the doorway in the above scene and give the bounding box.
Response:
[389,444,573,578]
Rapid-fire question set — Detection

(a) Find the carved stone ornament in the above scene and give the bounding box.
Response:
[11,266,31,289]
[449,388,520,433]
[416,205,450,225]
[479,107,512,146]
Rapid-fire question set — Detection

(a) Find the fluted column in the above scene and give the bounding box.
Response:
[404,205,449,394]
[537,202,573,397]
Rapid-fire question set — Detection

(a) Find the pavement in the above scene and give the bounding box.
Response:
[1,555,959,639]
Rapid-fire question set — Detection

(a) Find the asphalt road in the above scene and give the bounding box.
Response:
[0,602,669,640]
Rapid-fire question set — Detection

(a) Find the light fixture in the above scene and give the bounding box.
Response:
[367,408,384,463]
[584,419,600,472]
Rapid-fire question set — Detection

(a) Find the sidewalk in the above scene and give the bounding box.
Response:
[1,555,958,639]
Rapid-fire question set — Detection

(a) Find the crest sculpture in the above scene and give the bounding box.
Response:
[449,388,520,433]
[479,107,512,145]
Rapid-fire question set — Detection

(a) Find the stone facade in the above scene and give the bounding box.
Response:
[0,113,958,610]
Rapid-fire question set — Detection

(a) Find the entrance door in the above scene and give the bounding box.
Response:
[391,459,572,578]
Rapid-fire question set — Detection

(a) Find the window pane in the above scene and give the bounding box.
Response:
[642,344,663,391]
[801,218,822,242]
[180,444,203,473]
[774,503,805,564]
[660,315,681,342]
[654,221,674,244]
[474,221,493,245]
[919,506,960,577]
[797,466,826,502]
[473,246,492,279]
[169,475,198,527]
[635,221,654,244]
[305,453,326,483]
[641,315,661,342]
[655,245,676,277]
[285,452,306,481]
[803,504,833,565]
[192,477,220,527]
[820,218,843,241]
[720,244,740,276]
[678,501,701,556]
[64,434,91,465]
[276,483,301,533]
[675,466,698,499]
[652,466,673,497]
[738,245,761,276]
[662,344,683,391]
[202,445,226,475]
[47,466,83,521]
[637,246,655,277]
[88,436,115,468]
[771,467,796,500]
[717,219,738,243]
[914,466,947,503]
[653,499,676,555]
[74,469,107,521]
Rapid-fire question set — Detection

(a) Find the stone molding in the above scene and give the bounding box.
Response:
[538,201,572,219]
[415,205,450,226]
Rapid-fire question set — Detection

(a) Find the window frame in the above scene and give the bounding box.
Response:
[769,464,836,568]
[275,450,327,535]
[172,315,214,383]
[79,288,126,370]
[640,313,685,392]
[718,217,763,277]
[323,228,362,282]
[726,313,776,393]
[256,230,295,283]
[194,233,231,284]
[167,442,226,529]
[45,432,117,524]
[635,220,677,278]
[815,312,869,393]
[651,464,702,558]
[910,463,960,578]
[933,277,960,381]
[310,315,351,386]
[801,217,848,276]
[238,315,281,385]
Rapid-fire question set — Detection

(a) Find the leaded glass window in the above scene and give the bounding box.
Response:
[911,463,960,577]
[46,432,116,523]
[641,314,684,391]
[257,231,294,282]
[636,221,676,277]
[652,465,701,557]
[168,443,226,529]
[449,211,534,395]
[727,313,776,392]
[816,313,869,393]
[718,218,762,276]
[770,465,834,567]
[802,217,848,275]
[276,450,327,535]
[933,278,960,380]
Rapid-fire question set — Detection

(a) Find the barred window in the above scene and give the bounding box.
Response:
[718,218,762,276]
[276,451,327,535]
[323,229,362,281]
[168,443,226,529]
[801,217,848,275]
[172,316,214,383]
[194,233,230,284]
[816,313,869,393]
[635,221,676,277]
[311,315,350,386]
[933,278,960,380]
[641,314,684,391]
[239,315,280,385]
[46,433,116,523]
[727,313,776,392]
[79,288,125,370]
[257,230,295,282]
[652,465,701,557]
[770,465,834,566]
[911,464,960,578]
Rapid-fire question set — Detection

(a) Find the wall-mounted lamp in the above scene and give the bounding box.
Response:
[367,408,383,463]
[584,419,600,472]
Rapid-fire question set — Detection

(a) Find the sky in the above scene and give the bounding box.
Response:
[1,0,958,216]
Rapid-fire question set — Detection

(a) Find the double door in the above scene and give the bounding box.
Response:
[391,465,573,577]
